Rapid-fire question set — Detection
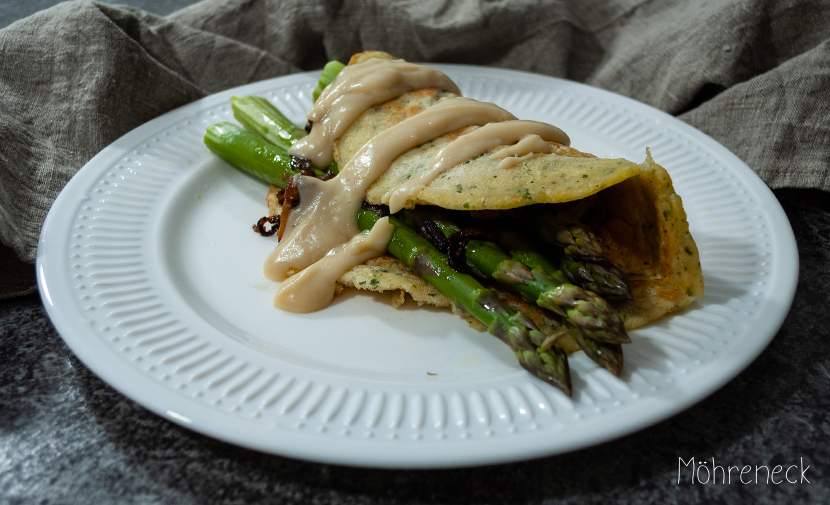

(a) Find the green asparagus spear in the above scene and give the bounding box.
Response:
[231,96,307,152]
[539,218,606,261]
[204,122,325,187]
[569,329,624,376]
[358,208,572,394]
[560,257,633,302]
[406,212,630,346]
[500,230,633,302]
[313,60,346,102]
[480,230,629,374]
[230,96,339,174]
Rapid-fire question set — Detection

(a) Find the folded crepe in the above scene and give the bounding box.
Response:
[268,51,703,352]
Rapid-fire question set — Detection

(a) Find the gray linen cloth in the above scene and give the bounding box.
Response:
[1,0,829,298]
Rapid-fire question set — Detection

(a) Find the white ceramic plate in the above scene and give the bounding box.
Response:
[37,65,798,468]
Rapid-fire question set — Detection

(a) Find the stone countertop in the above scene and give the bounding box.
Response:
[2,197,828,504]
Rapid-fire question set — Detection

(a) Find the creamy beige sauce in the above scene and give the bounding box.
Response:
[264,97,515,284]
[287,58,462,168]
[493,134,556,169]
[272,217,394,313]
[384,120,570,213]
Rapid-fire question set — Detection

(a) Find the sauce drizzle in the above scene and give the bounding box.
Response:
[288,58,462,168]
[384,120,570,213]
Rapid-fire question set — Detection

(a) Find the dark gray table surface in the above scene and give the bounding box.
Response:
[2,2,829,504]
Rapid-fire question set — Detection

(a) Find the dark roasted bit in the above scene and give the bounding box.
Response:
[360,201,390,218]
[290,155,314,172]
[418,220,449,253]
[278,175,302,240]
[446,228,495,276]
[275,169,338,240]
[254,215,281,236]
